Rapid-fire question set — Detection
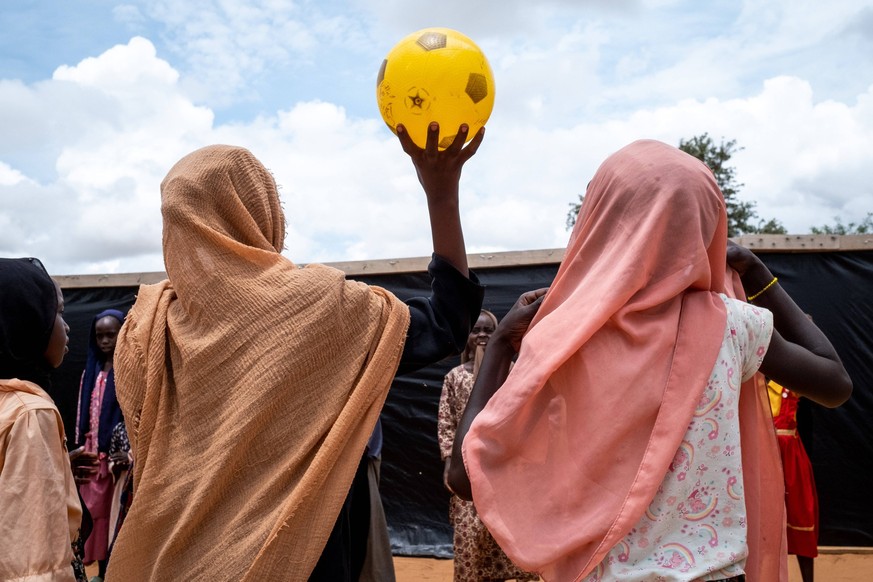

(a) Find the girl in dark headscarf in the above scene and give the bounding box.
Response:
[0,257,85,581]
[74,308,126,578]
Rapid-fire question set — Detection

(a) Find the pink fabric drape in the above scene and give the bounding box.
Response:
[463,140,785,581]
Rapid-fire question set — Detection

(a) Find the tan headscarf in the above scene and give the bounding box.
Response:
[106,145,410,581]
[464,140,785,581]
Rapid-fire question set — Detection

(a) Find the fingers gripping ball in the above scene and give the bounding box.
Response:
[377,28,495,149]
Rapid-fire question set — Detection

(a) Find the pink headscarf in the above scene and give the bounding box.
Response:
[463,140,785,580]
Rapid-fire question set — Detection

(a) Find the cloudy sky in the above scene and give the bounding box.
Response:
[2,0,872,275]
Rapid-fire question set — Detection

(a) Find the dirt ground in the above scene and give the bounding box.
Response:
[394,548,873,581]
[87,549,871,579]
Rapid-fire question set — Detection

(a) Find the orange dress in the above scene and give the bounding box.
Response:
[769,381,819,557]
[0,379,82,582]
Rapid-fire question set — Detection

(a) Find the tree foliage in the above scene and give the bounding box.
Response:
[678,134,786,236]
[566,134,787,236]
[566,196,583,230]
[810,212,873,235]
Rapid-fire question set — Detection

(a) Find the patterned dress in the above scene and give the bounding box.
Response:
[80,371,114,564]
[438,365,539,582]
[586,296,773,581]
[108,421,134,549]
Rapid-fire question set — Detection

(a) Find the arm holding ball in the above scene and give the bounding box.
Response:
[395,121,484,277]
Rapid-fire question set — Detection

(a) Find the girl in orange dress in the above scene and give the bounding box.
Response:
[769,379,818,582]
[0,257,83,581]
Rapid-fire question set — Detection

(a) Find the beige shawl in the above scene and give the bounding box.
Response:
[106,145,410,580]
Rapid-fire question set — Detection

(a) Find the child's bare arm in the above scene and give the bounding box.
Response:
[396,122,484,278]
[727,241,852,407]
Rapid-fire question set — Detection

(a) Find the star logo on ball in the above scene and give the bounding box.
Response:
[405,88,431,113]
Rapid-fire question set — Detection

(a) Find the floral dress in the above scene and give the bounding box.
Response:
[438,364,540,582]
[586,295,773,581]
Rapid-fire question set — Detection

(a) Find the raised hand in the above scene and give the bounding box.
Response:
[492,288,549,354]
[394,121,485,277]
[396,122,484,198]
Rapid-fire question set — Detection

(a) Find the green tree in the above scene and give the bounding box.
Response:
[566,195,584,230]
[566,134,787,236]
[678,134,786,237]
[810,212,873,235]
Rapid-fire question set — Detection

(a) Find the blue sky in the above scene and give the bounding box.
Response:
[2,0,872,274]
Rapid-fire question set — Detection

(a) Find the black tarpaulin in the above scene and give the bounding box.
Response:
[48,252,872,557]
[756,252,873,547]
[49,286,137,443]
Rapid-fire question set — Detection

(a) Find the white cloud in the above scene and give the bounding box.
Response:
[468,75,873,244]
[139,0,341,106]
[0,37,216,274]
[2,1,873,276]
[0,162,29,186]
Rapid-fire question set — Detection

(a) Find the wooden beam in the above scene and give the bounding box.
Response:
[55,272,168,289]
[53,235,873,289]
[733,233,873,252]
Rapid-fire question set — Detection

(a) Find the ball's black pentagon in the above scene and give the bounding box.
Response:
[439,134,457,149]
[416,31,447,51]
[465,73,488,104]
[377,59,387,86]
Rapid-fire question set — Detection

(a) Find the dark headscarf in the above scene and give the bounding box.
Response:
[0,257,58,388]
[76,309,126,452]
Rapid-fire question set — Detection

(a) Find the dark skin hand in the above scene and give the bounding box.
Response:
[727,240,852,407]
[396,121,484,279]
[110,450,131,472]
[447,288,549,501]
[69,446,99,485]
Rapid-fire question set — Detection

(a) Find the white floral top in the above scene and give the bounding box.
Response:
[586,295,773,581]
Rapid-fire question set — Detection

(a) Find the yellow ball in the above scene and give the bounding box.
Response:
[376,28,495,149]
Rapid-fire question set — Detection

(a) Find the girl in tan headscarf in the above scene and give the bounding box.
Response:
[106,123,485,581]
[447,140,851,582]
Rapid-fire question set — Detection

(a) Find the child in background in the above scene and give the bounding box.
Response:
[107,419,134,553]
[448,140,852,581]
[768,378,819,582]
[439,309,538,582]
[75,309,126,580]
[0,257,84,581]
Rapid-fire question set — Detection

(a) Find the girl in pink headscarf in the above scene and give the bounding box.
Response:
[447,140,852,582]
